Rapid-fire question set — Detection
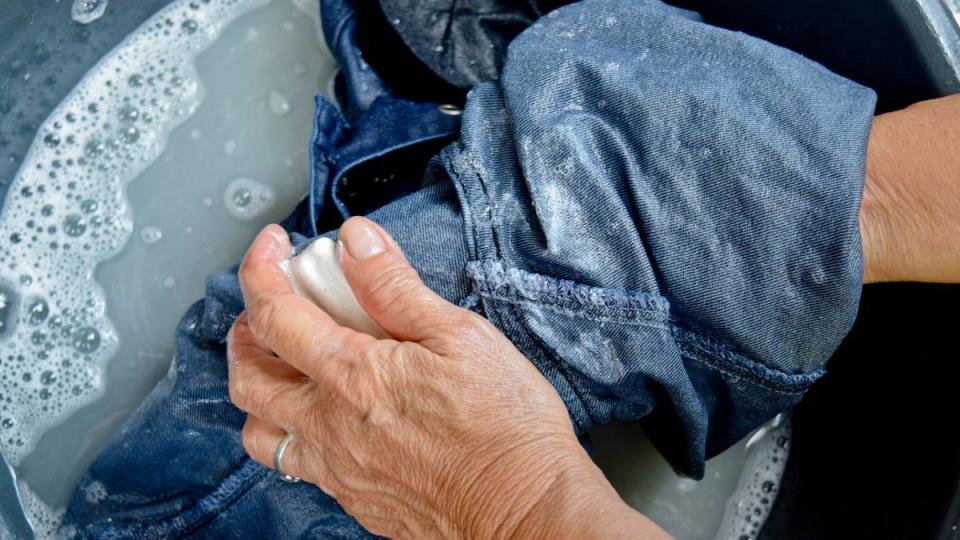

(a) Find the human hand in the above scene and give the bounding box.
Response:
[227,218,668,539]
[861,93,960,284]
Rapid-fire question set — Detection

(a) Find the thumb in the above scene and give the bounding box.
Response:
[336,217,458,342]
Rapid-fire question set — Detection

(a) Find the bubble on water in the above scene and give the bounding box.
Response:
[119,126,140,144]
[27,298,50,325]
[162,277,176,289]
[31,331,47,345]
[181,19,199,34]
[268,90,290,116]
[84,138,105,158]
[72,327,101,353]
[43,133,61,148]
[0,285,17,338]
[62,214,88,237]
[80,199,99,214]
[224,139,237,155]
[223,177,275,220]
[40,371,57,386]
[140,226,163,244]
[72,0,109,24]
[118,104,140,123]
[232,188,251,207]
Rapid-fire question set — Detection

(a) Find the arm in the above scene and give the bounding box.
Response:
[228,220,669,539]
[861,94,960,284]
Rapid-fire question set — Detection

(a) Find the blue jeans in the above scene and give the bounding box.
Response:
[61,0,875,537]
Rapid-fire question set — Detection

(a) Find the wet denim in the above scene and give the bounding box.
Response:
[380,0,568,88]
[62,0,876,537]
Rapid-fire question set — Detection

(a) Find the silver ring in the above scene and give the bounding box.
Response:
[274,433,301,483]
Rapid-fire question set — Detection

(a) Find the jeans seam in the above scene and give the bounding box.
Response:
[477,292,670,328]
[78,458,268,538]
[673,327,824,394]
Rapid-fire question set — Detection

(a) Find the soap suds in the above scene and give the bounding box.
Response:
[715,413,791,540]
[0,0,271,466]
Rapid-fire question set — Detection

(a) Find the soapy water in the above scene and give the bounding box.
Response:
[0,0,269,469]
[715,414,791,540]
[223,177,275,220]
[590,413,792,540]
[0,0,337,532]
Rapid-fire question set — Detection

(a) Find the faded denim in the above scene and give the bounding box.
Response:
[62,0,876,537]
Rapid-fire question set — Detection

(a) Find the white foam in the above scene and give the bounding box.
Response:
[223,177,275,220]
[715,414,791,540]
[17,480,64,540]
[0,0,272,466]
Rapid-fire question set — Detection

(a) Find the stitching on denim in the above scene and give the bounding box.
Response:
[464,261,821,395]
[672,327,824,394]
[466,261,670,321]
[81,458,267,538]
[479,293,669,329]
[308,95,346,236]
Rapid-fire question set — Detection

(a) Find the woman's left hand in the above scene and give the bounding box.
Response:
[227,218,667,539]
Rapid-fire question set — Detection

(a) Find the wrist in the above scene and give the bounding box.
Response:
[860,95,960,284]
[459,437,668,540]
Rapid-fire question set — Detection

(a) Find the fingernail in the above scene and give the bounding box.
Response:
[265,227,289,247]
[340,220,384,260]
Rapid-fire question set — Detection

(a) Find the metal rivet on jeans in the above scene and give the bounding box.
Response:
[438,104,463,116]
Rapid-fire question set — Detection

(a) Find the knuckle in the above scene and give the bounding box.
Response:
[247,295,282,339]
[440,309,487,341]
[227,368,249,409]
[238,254,269,283]
[365,263,419,313]
[240,423,266,464]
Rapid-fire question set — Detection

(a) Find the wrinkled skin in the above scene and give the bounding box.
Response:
[227,218,667,539]
[861,94,960,284]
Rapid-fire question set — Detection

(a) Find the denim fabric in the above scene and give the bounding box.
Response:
[307,0,462,231]
[62,0,876,537]
[379,0,568,88]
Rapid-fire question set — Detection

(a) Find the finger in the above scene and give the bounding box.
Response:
[243,290,380,383]
[228,312,298,368]
[336,217,469,342]
[241,416,320,487]
[227,330,315,429]
[238,224,294,308]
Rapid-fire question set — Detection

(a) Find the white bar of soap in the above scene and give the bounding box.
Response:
[279,237,387,338]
